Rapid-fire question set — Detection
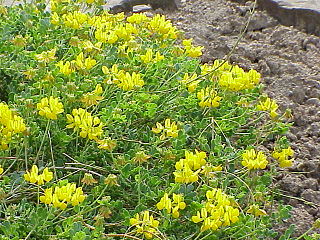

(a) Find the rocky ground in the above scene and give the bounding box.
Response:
[165,0,320,237]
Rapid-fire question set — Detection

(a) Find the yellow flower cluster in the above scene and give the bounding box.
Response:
[156,193,186,218]
[130,210,160,239]
[56,60,75,75]
[90,12,138,43]
[56,52,96,75]
[62,11,89,29]
[241,149,268,170]
[37,96,64,120]
[257,97,279,118]
[0,165,3,175]
[66,108,103,140]
[173,150,207,183]
[148,14,177,39]
[102,65,144,91]
[152,118,179,140]
[81,84,104,107]
[24,165,53,185]
[192,189,239,231]
[272,147,294,168]
[96,138,117,152]
[201,60,260,91]
[0,102,26,150]
[127,13,148,24]
[140,48,164,64]
[197,87,222,108]
[74,52,97,71]
[182,39,203,58]
[35,48,56,63]
[40,183,85,210]
[180,73,200,92]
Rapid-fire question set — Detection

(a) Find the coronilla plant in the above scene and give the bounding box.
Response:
[0,0,309,239]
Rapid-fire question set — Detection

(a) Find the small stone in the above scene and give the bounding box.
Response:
[289,88,306,103]
[285,132,298,141]
[279,175,304,196]
[133,5,152,12]
[306,98,320,106]
[301,178,318,191]
[301,189,320,205]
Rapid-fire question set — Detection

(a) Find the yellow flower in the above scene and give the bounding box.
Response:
[96,138,117,151]
[180,73,200,92]
[156,193,186,218]
[56,60,75,75]
[247,204,267,217]
[172,194,186,218]
[37,96,64,120]
[218,64,261,91]
[66,108,103,140]
[201,164,222,177]
[197,87,222,108]
[0,102,26,150]
[39,188,53,204]
[24,165,53,185]
[272,147,294,168]
[192,189,239,231]
[127,13,149,24]
[81,84,104,107]
[50,12,60,25]
[173,149,207,184]
[74,52,97,70]
[130,211,159,239]
[241,149,268,170]
[40,183,85,209]
[62,11,88,29]
[257,97,279,118]
[140,48,164,64]
[156,193,172,213]
[148,14,177,39]
[183,38,203,58]
[115,72,144,91]
[0,165,3,175]
[152,119,178,140]
[35,48,56,63]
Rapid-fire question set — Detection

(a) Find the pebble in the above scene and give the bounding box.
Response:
[133,5,152,12]
[289,88,306,103]
[306,98,320,106]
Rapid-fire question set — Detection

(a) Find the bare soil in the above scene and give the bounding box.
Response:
[165,0,320,237]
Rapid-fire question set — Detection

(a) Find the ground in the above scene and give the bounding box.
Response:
[165,0,320,237]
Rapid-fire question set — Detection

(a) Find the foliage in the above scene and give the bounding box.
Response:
[0,0,304,239]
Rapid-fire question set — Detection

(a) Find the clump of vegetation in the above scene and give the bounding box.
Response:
[1,0,316,239]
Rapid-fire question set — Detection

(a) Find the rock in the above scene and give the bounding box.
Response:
[106,0,178,13]
[306,98,320,106]
[301,189,320,204]
[309,123,320,137]
[257,0,320,36]
[279,175,304,195]
[247,12,277,31]
[301,178,318,191]
[289,88,306,104]
[133,5,152,12]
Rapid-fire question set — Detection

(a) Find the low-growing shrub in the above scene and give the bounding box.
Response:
[0,0,308,239]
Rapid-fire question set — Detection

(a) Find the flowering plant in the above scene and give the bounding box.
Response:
[0,0,302,239]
